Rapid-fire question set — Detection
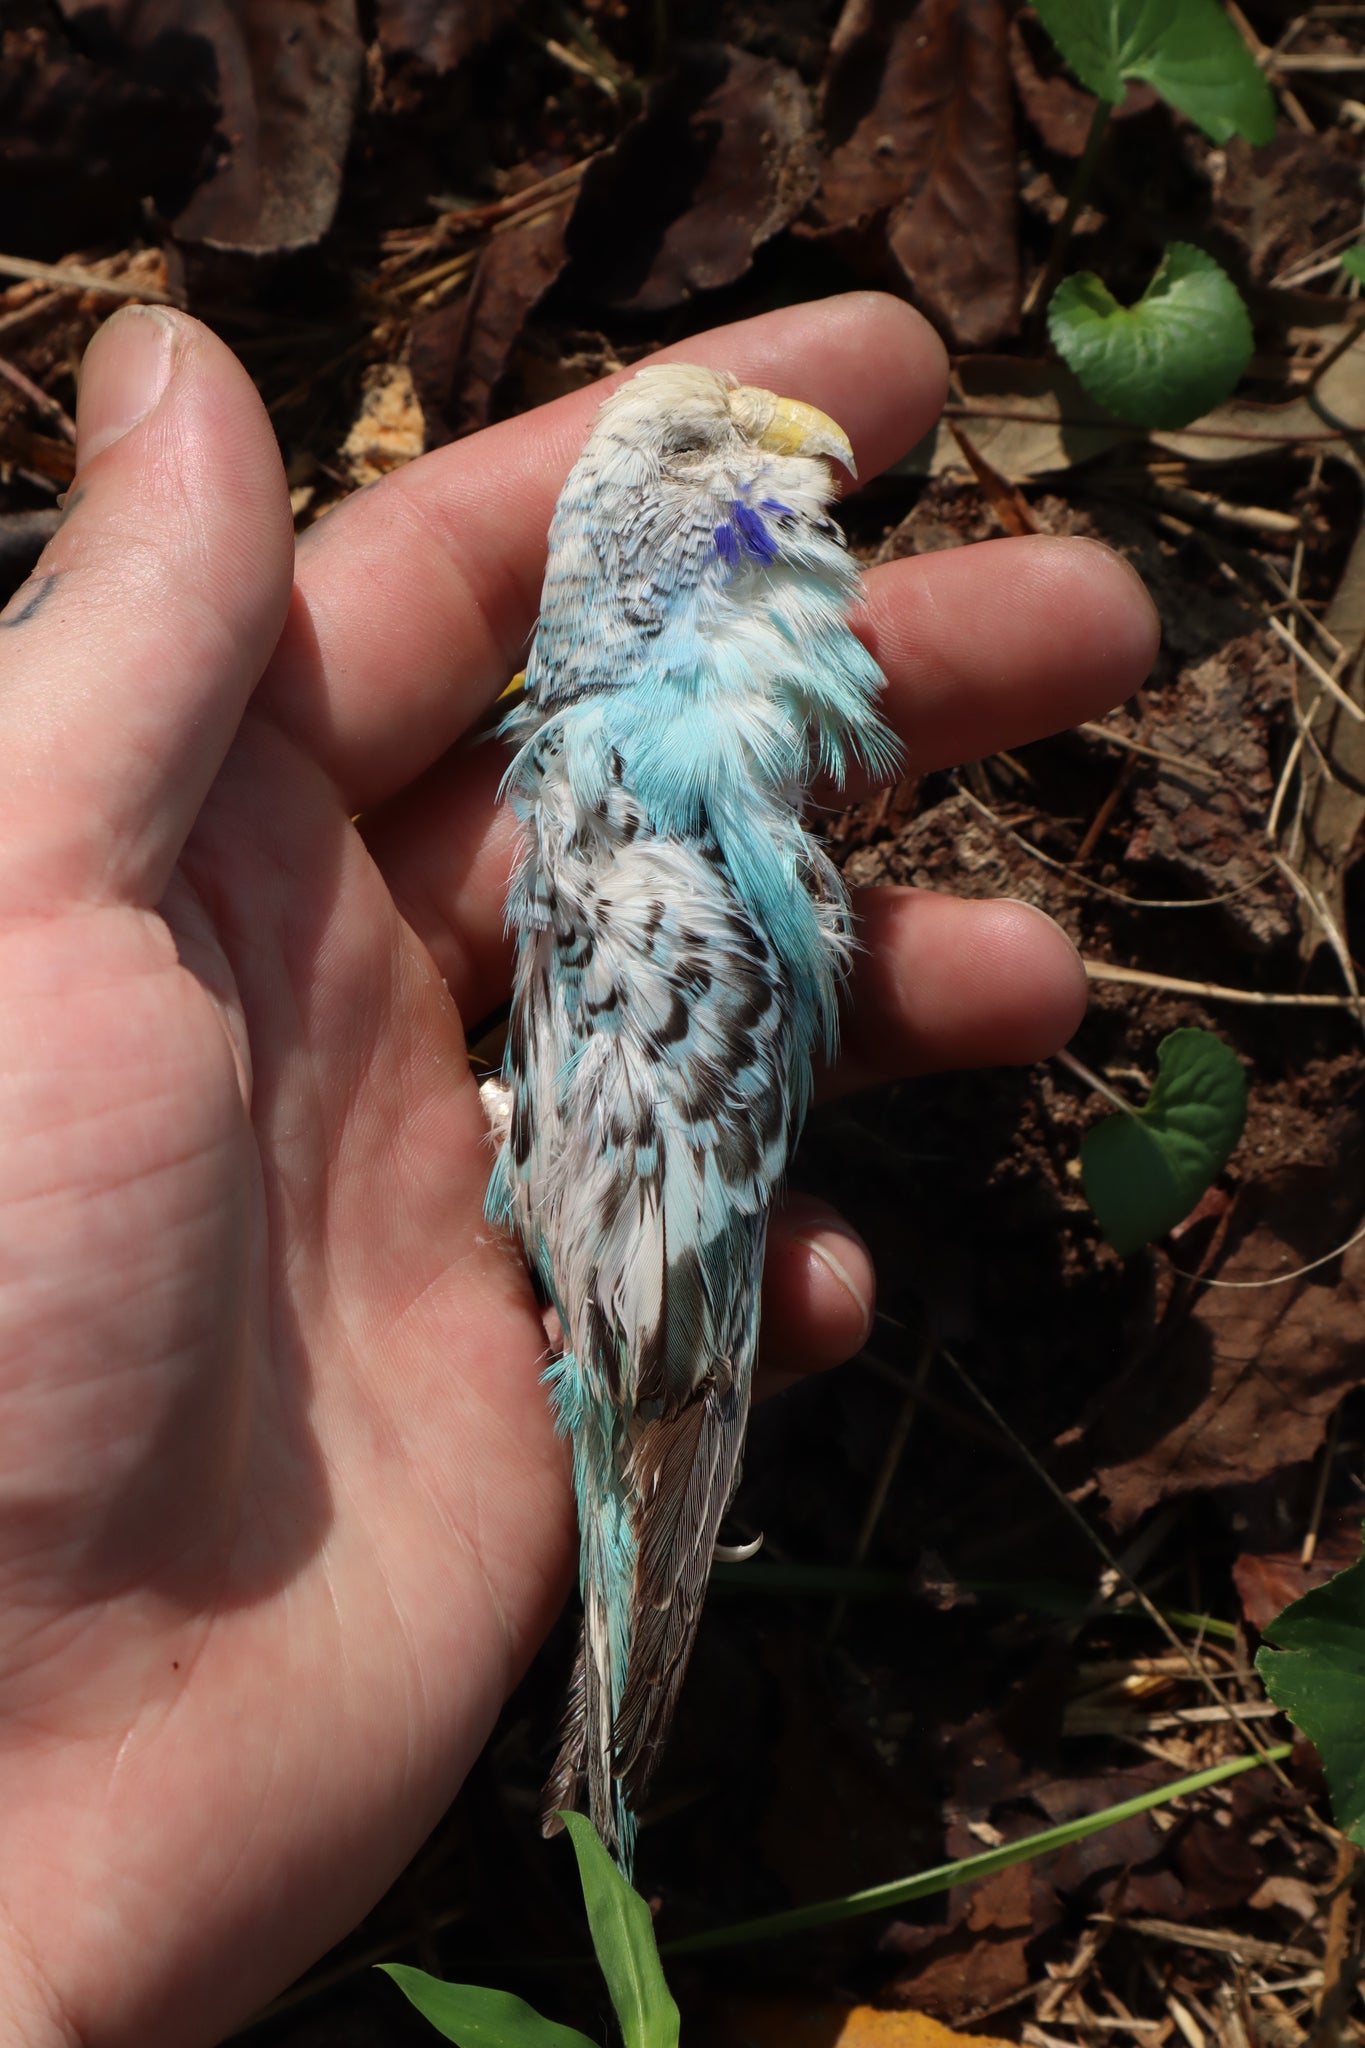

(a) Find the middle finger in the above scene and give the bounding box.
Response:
[364,527,1156,1022]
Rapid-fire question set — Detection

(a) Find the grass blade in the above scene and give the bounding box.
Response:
[663,1744,1292,1955]
[560,1811,679,2048]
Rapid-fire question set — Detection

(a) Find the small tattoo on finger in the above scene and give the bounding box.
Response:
[0,572,60,629]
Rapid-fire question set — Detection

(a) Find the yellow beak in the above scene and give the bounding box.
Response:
[732,387,857,478]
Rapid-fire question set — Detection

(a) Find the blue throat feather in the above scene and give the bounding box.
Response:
[487,362,896,1872]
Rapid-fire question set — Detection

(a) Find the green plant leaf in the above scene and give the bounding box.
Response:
[559,1812,680,2048]
[1257,1553,1365,1847]
[664,1744,1290,1955]
[1049,243,1253,429]
[1079,1027,1247,1255]
[1342,246,1365,284]
[1032,0,1275,144]
[378,1966,597,2048]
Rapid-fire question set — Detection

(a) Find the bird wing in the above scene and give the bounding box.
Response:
[501,765,799,1850]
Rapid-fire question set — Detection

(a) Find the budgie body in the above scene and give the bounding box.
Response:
[488,362,896,1868]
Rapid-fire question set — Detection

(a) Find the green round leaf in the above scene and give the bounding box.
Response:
[1342,245,1365,285]
[1033,0,1275,145]
[1079,1027,1247,1256]
[378,1966,597,2048]
[1257,1552,1365,1848]
[1048,243,1253,429]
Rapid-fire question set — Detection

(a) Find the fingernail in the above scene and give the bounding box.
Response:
[793,1222,874,1348]
[78,306,178,464]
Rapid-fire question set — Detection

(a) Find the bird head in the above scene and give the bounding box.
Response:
[525,362,867,706]
[588,361,856,487]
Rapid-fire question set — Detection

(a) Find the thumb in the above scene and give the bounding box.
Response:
[0,307,294,916]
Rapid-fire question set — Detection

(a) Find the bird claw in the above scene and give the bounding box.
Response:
[712,1532,764,1564]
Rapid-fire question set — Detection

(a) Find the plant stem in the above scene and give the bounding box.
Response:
[1053,1045,1135,1117]
[1025,98,1113,334]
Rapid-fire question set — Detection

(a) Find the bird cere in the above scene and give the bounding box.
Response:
[487,360,897,1871]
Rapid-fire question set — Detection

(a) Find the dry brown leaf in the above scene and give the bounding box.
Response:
[812,0,1018,349]
[1293,500,1365,965]
[1090,1153,1365,1529]
[58,0,364,256]
[5,10,217,254]
[341,362,424,484]
[170,0,363,252]
[1218,131,1365,286]
[1124,631,1297,954]
[897,357,1135,482]
[1234,1513,1364,1631]
[372,0,516,71]
[567,46,818,313]
[902,324,1365,482]
[411,199,572,441]
[705,1997,1016,2047]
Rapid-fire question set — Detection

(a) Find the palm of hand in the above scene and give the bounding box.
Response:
[1,717,571,2038]
[0,297,1156,2048]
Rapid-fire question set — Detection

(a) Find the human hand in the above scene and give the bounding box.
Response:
[0,295,1157,2046]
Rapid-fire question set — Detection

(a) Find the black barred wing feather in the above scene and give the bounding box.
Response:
[502,781,797,1854]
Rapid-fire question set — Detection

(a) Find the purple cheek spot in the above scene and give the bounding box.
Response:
[732,501,779,565]
[714,521,739,566]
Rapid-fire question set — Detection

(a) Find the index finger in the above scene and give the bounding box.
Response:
[261,293,948,810]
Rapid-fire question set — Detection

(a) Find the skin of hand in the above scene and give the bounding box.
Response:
[0,294,1158,2048]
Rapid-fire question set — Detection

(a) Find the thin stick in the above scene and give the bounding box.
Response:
[826,1336,933,1644]
[940,403,1351,447]
[1271,226,1364,291]
[1270,852,1363,1023]
[0,353,75,440]
[1227,0,1315,128]
[1302,1405,1342,1568]
[1077,721,1223,781]
[1084,958,1364,1014]
[1054,1046,1135,1116]
[0,253,175,303]
[1267,614,1365,723]
[1170,1214,1365,1293]
[1275,51,1365,71]
[955,782,1277,911]
[1267,718,1308,843]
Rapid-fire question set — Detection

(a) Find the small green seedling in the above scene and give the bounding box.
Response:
[1079,1028,1247,1256]
[1049,243,1254,431]
[381,1811,679,2048]
[1258,1552,1365,1849]
[1031,0,1273,427]
[1032,0,1275,147]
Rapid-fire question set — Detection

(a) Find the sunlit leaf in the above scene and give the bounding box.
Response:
[378,1966,596,2048]
[559,1811,679,2048]
[1258,1553,1365,1847]
[1033,0,1275,144]
[1079,1027,1247,1254]
[1049,244,1253,430]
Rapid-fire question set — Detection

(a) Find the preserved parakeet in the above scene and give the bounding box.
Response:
[487,362,895,1869]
